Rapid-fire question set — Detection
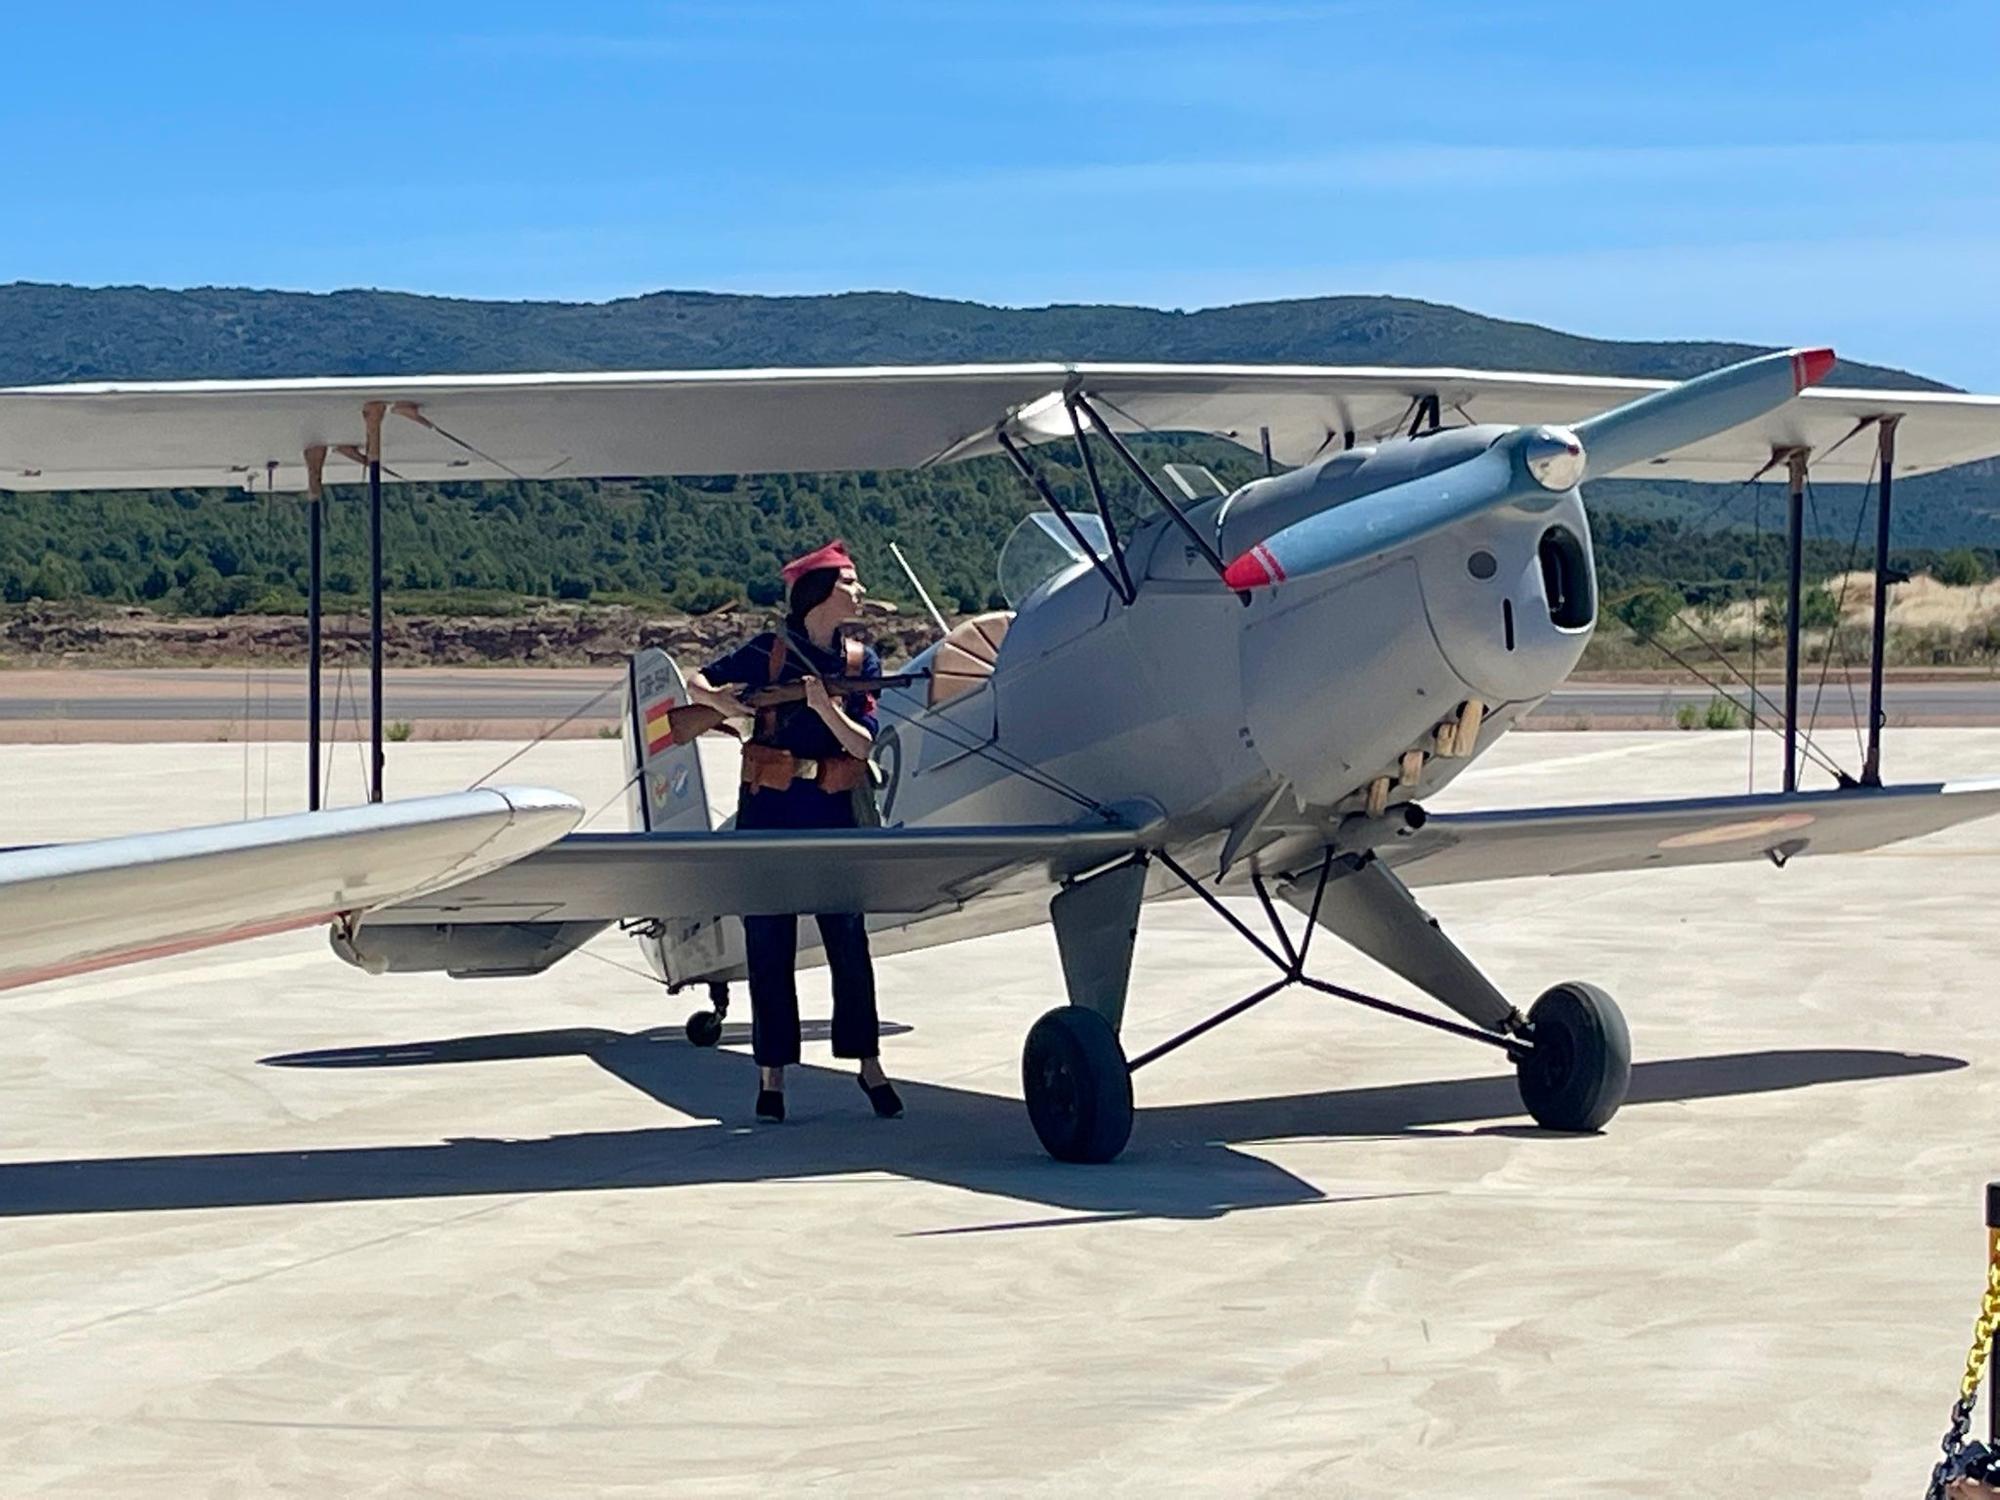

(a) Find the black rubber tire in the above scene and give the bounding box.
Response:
[1515,981,1631,1132]
[1021,1005,1133,1164]
[684,1009,724,1048]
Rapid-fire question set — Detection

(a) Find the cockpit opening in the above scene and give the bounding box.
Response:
[997,511,1111,610]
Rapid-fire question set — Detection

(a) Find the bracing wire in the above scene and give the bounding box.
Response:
[772,621,1114,820]
[1799,454,1879,766]
[1663,608,1845,774]
[466,676,626,789]
[1640,621,1849,785]
[870,693,1114,819]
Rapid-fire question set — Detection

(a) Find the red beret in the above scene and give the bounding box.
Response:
[780,539,855,586]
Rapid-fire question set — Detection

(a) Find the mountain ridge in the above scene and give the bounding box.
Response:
[0,281,1948,392]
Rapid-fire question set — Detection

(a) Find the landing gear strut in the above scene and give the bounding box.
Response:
[1021,848,1633,1164]
[684,981,729,1047]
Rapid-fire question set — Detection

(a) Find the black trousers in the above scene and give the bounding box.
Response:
[742,912,879,1067]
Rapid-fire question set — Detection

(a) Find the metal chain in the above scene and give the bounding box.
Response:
[1928,1229,2000,1498]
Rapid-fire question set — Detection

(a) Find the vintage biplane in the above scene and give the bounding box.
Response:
[6,349,2000,1162]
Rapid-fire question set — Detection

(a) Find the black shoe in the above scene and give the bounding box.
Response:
[858,1074,903,1119]
[755,1088,785,1123]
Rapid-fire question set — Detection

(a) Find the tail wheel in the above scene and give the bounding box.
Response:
[1514,981,1631,1132]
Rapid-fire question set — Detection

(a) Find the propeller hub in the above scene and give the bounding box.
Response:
[1522,425,1586,491]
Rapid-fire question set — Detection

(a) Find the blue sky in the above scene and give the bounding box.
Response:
[4,1,1997,385]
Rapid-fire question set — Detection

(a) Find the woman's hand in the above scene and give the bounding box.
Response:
[802,675,875,760]
[687,673,752,720]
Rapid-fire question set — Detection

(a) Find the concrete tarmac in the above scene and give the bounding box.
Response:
[4,732,2000,1496]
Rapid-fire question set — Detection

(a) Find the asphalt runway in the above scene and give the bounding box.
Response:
[2,667,1998,732]
[5,731,2000,1495]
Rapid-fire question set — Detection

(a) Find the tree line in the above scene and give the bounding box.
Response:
[1,440,1989,621]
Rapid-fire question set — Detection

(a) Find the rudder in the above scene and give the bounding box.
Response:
[622,647,712,834]
[620,647,735,989]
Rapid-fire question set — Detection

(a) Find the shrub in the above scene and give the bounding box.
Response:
[1937,549,1991,587]
[1616,587,1679,641]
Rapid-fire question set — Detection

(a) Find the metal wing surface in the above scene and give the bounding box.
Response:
[0,787,582,991]
[366,823,1153,927]
[6,363,1995,493]
[1357,779,2000,889]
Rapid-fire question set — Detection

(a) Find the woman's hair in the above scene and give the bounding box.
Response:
[785,566,844,632]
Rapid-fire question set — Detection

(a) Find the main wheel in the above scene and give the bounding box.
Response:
[684,1009,724,1048]
[1022,1006,1133,1164]
[1514,981,1631,1132]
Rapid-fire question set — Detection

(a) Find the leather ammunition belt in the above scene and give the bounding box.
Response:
[741,743,865,794]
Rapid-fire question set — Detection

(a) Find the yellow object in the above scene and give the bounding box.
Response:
[1958,1229,2000,1402]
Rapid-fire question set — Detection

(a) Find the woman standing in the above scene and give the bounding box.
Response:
[686,541,903,1124]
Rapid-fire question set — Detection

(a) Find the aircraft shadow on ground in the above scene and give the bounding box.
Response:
[0,1033,1963,1225]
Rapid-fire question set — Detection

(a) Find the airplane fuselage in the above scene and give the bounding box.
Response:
[658,430,1597,986]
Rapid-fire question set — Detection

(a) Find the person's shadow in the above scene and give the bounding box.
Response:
[0,1020,1962,1231]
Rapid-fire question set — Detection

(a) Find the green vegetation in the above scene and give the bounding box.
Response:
[0,280,1992,624]
[1937,548,1993,586]
[0,436,1261,618]
[1674,697,1745,732]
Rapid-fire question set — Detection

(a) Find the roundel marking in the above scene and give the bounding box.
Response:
[1657,811,1815,850]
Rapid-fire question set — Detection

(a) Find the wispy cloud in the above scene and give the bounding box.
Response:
[863,141,2000,203]
[446,31,733,62]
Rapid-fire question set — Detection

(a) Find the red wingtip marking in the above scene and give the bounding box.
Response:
[1792,347,1837,392]
[1222,544,1284,590]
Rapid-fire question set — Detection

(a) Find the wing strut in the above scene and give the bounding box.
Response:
[1069,392,1241,598]
[304,444,326,811]
[1863,415,1901,787]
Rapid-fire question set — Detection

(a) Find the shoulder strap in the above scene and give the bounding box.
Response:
[756,634,789,742]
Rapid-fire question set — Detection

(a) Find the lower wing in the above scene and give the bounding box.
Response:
[1366,777,2000,888]
[343,821,1152,976]
[0,787,583,991]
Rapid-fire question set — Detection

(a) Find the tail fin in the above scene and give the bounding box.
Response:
[622,648,713,834]
[621,648,735,990]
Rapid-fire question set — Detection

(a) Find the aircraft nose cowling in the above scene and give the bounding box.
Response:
[1415,488,1598,707]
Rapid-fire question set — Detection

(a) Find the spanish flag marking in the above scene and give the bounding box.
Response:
[643,696,677,756]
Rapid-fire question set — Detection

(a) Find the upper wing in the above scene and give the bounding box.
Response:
[4,362,1995,493]
[0,786,582,991]
[1356,778,2000,890]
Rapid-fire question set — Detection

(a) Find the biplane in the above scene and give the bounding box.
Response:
[5,348,2000,1162]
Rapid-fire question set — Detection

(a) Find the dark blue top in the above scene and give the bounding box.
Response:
[703,629,881,829]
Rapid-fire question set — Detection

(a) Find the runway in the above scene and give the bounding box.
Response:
[1,666,1997,739]
[3,731,1999,1496]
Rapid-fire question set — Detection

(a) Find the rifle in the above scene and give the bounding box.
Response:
[665,672,927,745]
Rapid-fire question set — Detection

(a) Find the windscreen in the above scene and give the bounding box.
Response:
[997,512,1110,609]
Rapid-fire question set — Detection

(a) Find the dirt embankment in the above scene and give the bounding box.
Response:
[0,602,942,670]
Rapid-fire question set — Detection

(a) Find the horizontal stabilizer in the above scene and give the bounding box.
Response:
[0,786,583,991]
